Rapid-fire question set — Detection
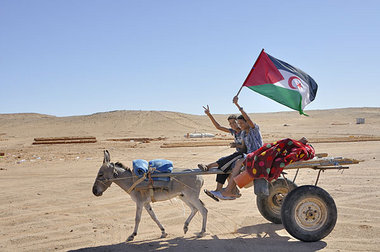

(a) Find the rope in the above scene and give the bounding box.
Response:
[147,168,156,202]
[126,173,147,194]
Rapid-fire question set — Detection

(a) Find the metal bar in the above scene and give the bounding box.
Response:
[149,166,351,178]
[149,158,357,178]
[315,169,324,186]
[293,168,299,183]
[311,166,349,170]
[282,173,289,188]
[150,168,227,177]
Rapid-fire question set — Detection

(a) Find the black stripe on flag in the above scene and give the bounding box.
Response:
[267,53,318,102]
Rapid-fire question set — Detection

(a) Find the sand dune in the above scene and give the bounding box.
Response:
[0,108,379,251]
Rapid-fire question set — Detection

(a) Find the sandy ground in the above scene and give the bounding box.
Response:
[1,108,379,252]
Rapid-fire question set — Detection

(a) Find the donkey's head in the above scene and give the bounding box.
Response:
[92,150,119,196]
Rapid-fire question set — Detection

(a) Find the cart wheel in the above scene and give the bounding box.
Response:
[256,178,297,224]
[281,185,337,242]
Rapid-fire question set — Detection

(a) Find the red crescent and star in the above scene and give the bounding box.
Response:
[288,76,303,89]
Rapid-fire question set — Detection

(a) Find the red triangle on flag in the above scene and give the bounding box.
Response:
[243,50,284,87]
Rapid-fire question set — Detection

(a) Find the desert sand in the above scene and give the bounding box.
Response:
[0,108,379,252]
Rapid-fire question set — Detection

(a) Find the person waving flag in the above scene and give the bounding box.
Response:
[238,49,318,115]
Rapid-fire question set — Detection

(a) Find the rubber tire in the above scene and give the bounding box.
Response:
[256,178,297,224]
[281,185,337,242]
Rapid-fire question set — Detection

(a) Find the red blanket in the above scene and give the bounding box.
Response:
[245,138,315,182]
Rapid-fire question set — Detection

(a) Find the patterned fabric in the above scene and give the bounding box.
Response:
[245,138,315,182]
[241,124,263,154]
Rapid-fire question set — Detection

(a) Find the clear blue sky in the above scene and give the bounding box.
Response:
[1,0,379,116]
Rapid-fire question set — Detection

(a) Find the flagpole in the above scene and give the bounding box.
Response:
[235,85,244,97]
[235,48,265,98]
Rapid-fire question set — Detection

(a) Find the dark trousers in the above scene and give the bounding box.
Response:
[215,152,244,184]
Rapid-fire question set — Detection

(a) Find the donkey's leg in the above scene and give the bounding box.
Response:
[127,202,143,241]
[144,203,168,238]
[179,196,198,234]
[185,195,208,237]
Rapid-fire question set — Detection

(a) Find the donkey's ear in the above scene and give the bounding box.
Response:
[103,150,111,164]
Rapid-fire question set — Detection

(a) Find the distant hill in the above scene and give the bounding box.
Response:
[0,108,379,141]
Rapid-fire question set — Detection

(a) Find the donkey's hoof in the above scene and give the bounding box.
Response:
[197,231,206,238]
[161,232,168,238]
[183,226,188,234]
[127,235,135,242]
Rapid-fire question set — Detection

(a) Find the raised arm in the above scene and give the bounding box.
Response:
[232,96,255,128]
[203,105,230,133]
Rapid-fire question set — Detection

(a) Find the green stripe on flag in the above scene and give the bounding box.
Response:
[247,84,306,115]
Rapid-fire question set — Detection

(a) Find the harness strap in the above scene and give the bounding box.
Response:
[126,173,147,194]
[148,169,156,202]
[128,168,162,203]
[149,186,156,202]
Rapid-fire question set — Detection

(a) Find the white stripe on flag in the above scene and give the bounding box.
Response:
[273,70,312,110]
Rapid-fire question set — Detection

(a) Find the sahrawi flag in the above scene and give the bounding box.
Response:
[242,49,318,115]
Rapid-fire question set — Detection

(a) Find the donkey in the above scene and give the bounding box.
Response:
[92,150,207,241]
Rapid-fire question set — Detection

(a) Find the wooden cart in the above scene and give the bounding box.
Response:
[149,154,360,242]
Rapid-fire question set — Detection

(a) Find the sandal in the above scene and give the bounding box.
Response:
[221,188,241,198]
[197,164,209,171]
[233,189,242,198]
[204,189,219,202]
[211,190,236,200]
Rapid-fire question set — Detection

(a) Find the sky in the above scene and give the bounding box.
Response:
[1,0,380,117]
